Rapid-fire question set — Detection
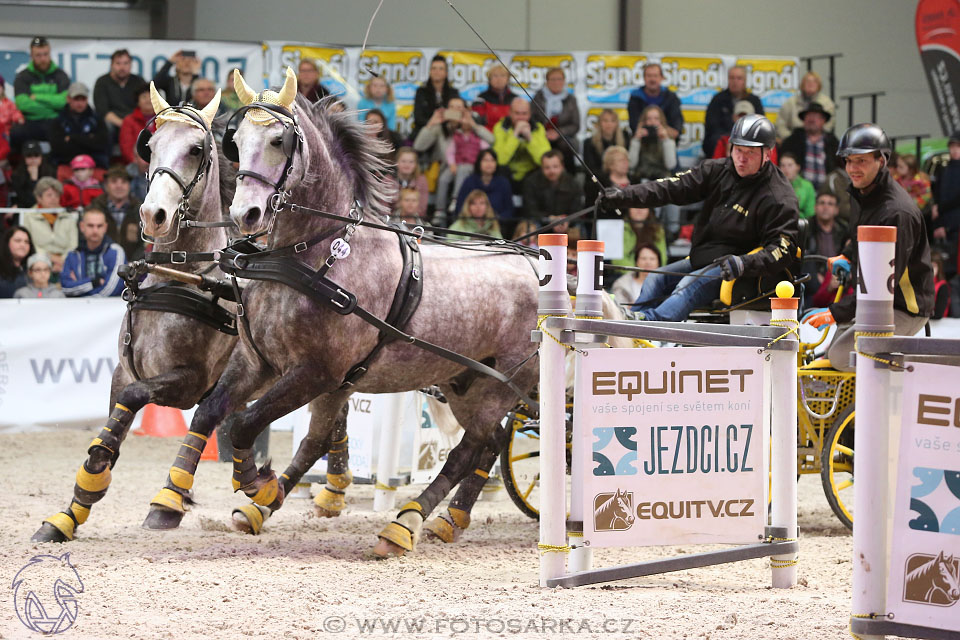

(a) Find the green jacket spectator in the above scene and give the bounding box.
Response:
[14,60,70,122]
[780,152,816,219]
[492,97,551,185]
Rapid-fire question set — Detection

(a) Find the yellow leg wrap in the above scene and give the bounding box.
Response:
[313,487,346,513]
[247,478,278,506]
[150,487,186,513]
[231,477,242,491]
[76,465,111,493]
[474,468,489,479]
[399,501,423,516]
[378,521,414,551]
[326,471,353,490]
[43,512,76,541]
[70,501,90,525]
[233,503,265,535]
[88,438,114,455]
[115,403,132,414]
[169,467,195,491]
[424,515,456,543]
[448,507,471,530]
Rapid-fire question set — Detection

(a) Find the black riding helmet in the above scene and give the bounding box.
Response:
[729,114,776,149]
[837,123,892,160]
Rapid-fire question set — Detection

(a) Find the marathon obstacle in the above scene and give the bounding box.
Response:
[847,227,960,640]
[535,234,799,589]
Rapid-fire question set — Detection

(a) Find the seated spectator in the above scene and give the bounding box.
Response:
[190,77,217,110]
[471,64,515,132]
[120,85,154,164]
[298,58,331,102]
[413,96,465,196]
[21,177,77,274]
[218,69,243,118]
[824,165,852,226]
[703,65,764,158]
[61,206,125,297]
[0,74,25,139]
[582,108,627,180]
[780,152,816,219]
[448,189,503,240]
[387,147,429,219]
[493,97,550,189]
[118,208,146,261]
[9,140,56,210]
[153,50,199,105]
[931,132,960,280]
[629,105,677,182]
[455,148,514,223]
[894,153,932,211]
[932,252,952,318]
[11,37,70,150]
[590,145,631,208]
[776,71,837,141]
[49,82,109,168]
[511,219,538,247]
[89,165,142,249]
[434,100,493,220]
[711,100,779,164]
[14,252,62,298]
[522,149,582,228]
[611,242,662,305]
[612,207,667,267]
[364,109,401,160]
[93,49,146,137]
[627,62,683,141]
[780,102,838,191]
[60,155,103,208]
[358,76,396,130]
[0,225,34,298]
[392,187,423,226]
[413,54,460,136]
[803,191,847,305]
[532,67,580,171]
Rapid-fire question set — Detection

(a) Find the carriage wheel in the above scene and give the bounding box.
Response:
[499,410,572,521]
[820,405,855,530]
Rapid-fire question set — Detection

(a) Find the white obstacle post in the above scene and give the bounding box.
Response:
[373,392,405,512]
[538,234,571,587]
[569,239,605,574]
[769,293,799,588]
[850,226,897,639]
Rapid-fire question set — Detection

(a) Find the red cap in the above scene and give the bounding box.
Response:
[70,154,96,169]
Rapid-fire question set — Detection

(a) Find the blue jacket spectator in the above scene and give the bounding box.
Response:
[626,63,683,140]
[358,76,397,130]
[50,83,110,168]
[61,208,125,297]
[455,149,514,221]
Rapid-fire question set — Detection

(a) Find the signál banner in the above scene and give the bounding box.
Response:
[916,0,960,135]
[575,347,769,548]
[886,362,960,631]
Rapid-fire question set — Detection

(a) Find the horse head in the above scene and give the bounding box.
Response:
[139,82,221,241]
[935,552,960,601]
[614,488,635,525]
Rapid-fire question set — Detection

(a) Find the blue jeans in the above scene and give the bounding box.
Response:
[631,258,723,321]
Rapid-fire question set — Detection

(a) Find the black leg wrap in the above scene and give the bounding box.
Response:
[88,403,137,468]
[449,447,499,514]
[231,447,258,492]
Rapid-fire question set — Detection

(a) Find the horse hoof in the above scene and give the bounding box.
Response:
[369,537,408,559]
[142,506,185,530]
[313,487,345,517]
[232,504,270,535]
[423,514,460,543]
[31,522,69,543]
[314,506,343,518]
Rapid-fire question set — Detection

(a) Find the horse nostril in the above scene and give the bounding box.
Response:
[154,209,167,226]
[244,207,262,227]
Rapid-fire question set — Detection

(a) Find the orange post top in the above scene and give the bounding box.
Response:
[858,225,897,242]
[770,298,798,310]
[577,240,605,252]
[538,234,568,246]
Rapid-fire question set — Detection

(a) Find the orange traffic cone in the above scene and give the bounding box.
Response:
[136,404,187,437]
[200,428,219,461]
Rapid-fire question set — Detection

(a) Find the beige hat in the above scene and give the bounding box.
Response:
[150,81,220,131]
[733,100,755,117]
[233,67,297,126]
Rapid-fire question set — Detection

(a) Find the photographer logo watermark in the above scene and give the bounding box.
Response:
[12,552,84,634]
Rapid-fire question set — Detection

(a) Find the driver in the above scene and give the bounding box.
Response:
[598,114,799,321]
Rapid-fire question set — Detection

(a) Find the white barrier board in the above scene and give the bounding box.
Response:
[886,362,960,631]
[575,347,769,547]
[292,394,378,481]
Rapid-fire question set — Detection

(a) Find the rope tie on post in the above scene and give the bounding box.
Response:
[536,315,584,354]
[537,542,571,555]
[765,318,799,350]
[854,330,909,370]
[848,612,894,640]
[374,481,397,492]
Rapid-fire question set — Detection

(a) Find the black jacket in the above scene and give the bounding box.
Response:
[627,86,684,137]
[780,128,840,179]
[153,59,197,106]
[830,170,934,323]
[703,90,764,157]
[50,105,110,166]
[413,83,460,135]
[608,158,799,275]
[522,171,582,222]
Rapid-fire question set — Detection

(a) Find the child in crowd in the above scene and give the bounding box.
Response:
[438,106,492,219]
[389,147,429,219]
[393,187,423,226]
[511,219,538,247]
[893,153,932,211]
[448,189,502,240]
[61,154,103,208]
[358,77,396,131]
[780,152,816,219]
[14,252,63,298]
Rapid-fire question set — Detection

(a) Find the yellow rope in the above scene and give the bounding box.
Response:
[537,314,578,352]
[567,531,584,538]
[848,612,889,640]
[766,318,799,350]
[770,557,799,568]
[537,542,571,555]
[374,481,397,492]
[854,331,905,369]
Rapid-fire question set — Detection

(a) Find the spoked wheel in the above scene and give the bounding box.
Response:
[820,405,855,529]
[500,410,572,520]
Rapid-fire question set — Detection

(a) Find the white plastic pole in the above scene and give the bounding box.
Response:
[769,293,799,588]
[373,392,405,512]
[538,234,571,587]
[851,226,897,639]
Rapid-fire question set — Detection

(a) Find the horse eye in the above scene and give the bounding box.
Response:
[189,145,202,157]
[270,137,283,148]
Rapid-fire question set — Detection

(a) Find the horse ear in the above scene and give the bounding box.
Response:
[277,66,297,109]
[199,88,221,127]
[234,69,257,105]
[150,81,169,116]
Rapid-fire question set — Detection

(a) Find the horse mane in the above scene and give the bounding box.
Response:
[299,93,396,221]
[211,113,238,220]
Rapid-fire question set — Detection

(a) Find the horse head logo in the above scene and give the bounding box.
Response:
[11,552,84,634]
[593,488,635,532]
[418,441,438,470]
[904,551,960,607]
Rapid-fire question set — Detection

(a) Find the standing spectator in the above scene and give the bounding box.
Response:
[493,97,550,189]
[190,77,217,110]
[703,65,764,158]
[60,155,103,209]
[776,71,836,140]
[931,132,960,279]
[455,148,514,223]
[387,147,429,220]
[49,82,110,168]
[448,190,502,240]
[0,225,34,298]
[802,191,847,306]
[297,58,331,103]
[413,54,460,136]
[779,152,816,219]
[471,64,515,132]
[14,252,63,298]
[358,76,396,130]
[21,177,77,274]
[11,37,70,150]
[780,102,839,191]
[532,67,580,171]
[218,69,243,118]
[120,84,154,164]
[93,49,146,137]
[522,149,582,226]
[9,140,55,210]
[612,242,662,305]
[582,108,627,179]
[0,74,25,139]
[628,105,677,181]
[153,50,199,105]
[626,62,683,141]
[89,165,142,246]
[61,206,125,297]
[363,109,401,160]
[430,99,493,219]
[711,100,778,164]
[894,153,932,211]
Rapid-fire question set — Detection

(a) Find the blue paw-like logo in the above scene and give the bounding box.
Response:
[909,467,960,535]
[592,427,637,476]
[11,552,84,634]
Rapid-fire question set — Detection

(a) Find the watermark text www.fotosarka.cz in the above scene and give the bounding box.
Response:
[321,616,639,634]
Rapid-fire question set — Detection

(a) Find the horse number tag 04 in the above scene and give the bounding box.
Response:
[330,238,351,260]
